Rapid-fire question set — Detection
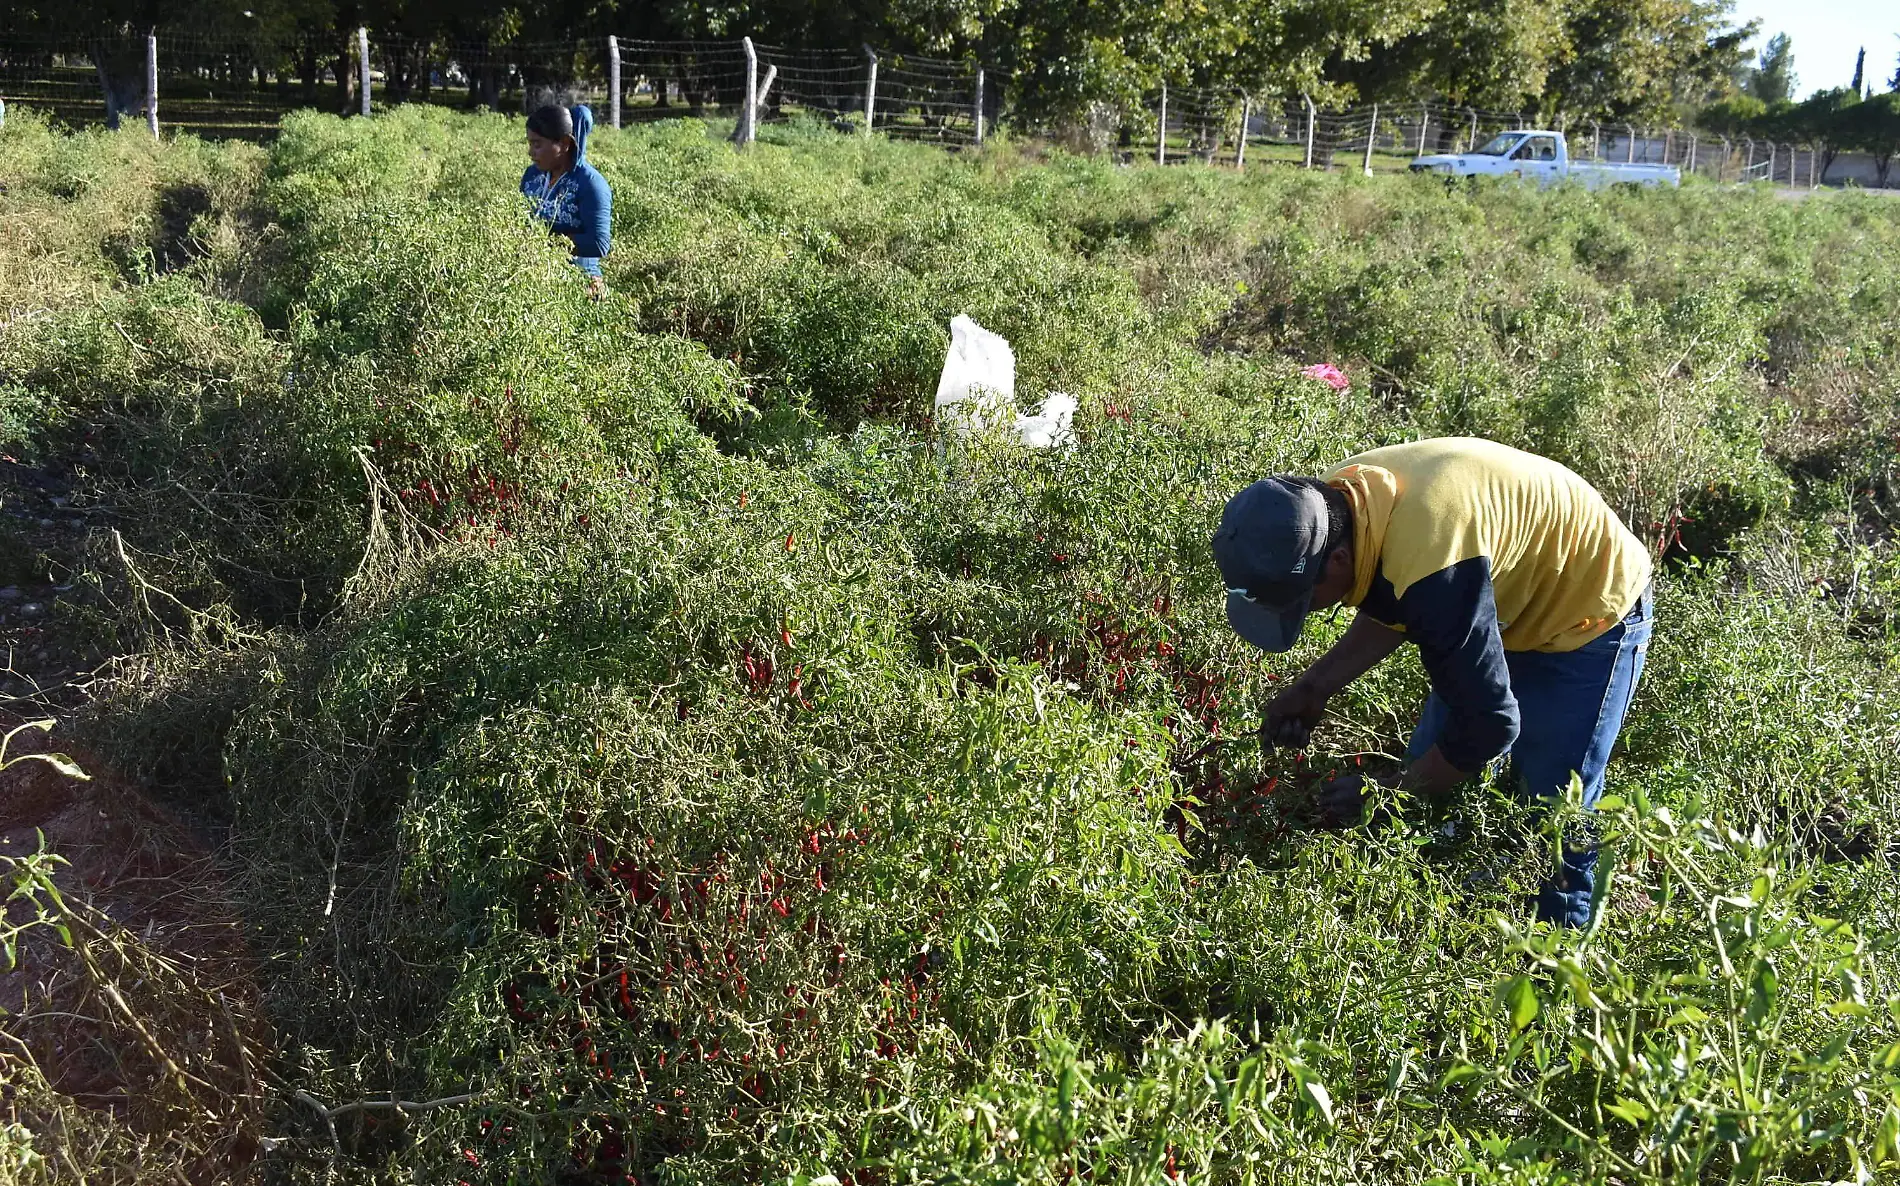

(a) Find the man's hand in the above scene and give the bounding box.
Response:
[1262,677,1329,752]
[1259,615,1406,756]
[1316,770,1403,826]
[1315,772,1368,823]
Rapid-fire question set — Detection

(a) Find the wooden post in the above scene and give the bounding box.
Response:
[1625,125,1635,163]
[1766,141,1776,184]
[1811,144,1820,190]
[1362,102,1377,174]
[1718,137,1730,182]
[1236,95,1250,169]
[1592,122,1600,159]
[1465,108,1476,152]
[1662,128,1672,164]
[973,67,985,144]
[757,63,776,121]
[1687,134,1697,175]
[608,36,621,129]
[145,30,159,138]
[1416,103,1427,156]
[863,47,877,137]
[355,27,370,116]
[1304,93,1317,168]
[740,37,758,145]
[1156,83,1167,165]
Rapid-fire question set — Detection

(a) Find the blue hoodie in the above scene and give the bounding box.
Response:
[520,104,612,277]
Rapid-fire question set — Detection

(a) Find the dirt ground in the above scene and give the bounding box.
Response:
[0,721,264,1179]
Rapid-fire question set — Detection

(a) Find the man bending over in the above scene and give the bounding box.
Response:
[1213,437,1653,926]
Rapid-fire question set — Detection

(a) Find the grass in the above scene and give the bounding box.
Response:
[0,103,1897,1184]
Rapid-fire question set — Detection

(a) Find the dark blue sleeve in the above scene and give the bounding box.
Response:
[520,165,538,199]
[567,168,612,265]
[1399,556,1519,772]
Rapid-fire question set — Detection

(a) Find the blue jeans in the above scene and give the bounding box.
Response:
[1407,586,1653,927]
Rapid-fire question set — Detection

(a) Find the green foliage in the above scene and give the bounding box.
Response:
[3,108,1899,1185]
[14,0,1752,126]
[1841,93,1900,185]
[1745,32,1798,105]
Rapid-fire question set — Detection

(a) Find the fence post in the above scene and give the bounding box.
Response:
[1591,122,1600,159]
[0,98,6,129]
[1718,137,1729,182]
[738,37,758,145]
[1362,102,1377,174]
[757,63,777,126]
[1466,108,1477,153]
[1304,93,1317,167]
[1662,129,1671,164]
[1686,134,1696,176]
[1625,125,1634,163]
[608,36,621,129]
[351,27,368,116]
[862,47,877,137]
[1156,83,1167,165]
[355,27,370,116]
[1766,141,1776,184]
[973,67,984,144]
[145,30,159,138]
[1416,103,1427,156]
[1236,94,1250,169]
[1811,144,1819,190]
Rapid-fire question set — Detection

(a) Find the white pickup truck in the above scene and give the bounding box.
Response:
[1409,130,1679,188]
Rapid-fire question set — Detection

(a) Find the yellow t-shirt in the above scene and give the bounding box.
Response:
[1326,438,1652,653]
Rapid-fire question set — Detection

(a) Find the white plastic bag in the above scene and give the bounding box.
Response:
[934,315,1015,436]
[1014,391,1075,448]
[934,317,1073,448]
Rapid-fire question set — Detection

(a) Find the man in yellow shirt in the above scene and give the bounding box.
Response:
[1213,437,1654,926]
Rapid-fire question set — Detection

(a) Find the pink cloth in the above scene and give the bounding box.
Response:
[1302,363,1350,392]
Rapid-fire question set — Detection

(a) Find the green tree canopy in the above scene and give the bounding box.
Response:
[1745,31,1795,103]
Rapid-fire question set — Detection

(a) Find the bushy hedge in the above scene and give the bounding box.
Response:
[1,107,1897,1184]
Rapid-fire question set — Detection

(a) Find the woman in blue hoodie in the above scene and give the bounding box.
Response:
[521,103,612,291]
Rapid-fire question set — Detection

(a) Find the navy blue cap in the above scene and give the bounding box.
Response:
[1211,478,1332,653]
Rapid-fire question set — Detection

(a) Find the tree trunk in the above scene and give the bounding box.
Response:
[91,41,145,130]
[300,43,317,103]
[335,45,353,115]
[94,56,123,129]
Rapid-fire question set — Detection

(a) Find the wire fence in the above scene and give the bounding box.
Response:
[1125,93,1848,187]
[1,26,1886,188]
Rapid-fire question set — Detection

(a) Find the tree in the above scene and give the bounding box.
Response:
[1783,86,1858,179]
[1542,0,1754,121]
[1851,47,1864,94]
[1337,0,1572,115]
[1842,90,1900,186]
[1697,93,1764,137]
[1746,32,1794,103]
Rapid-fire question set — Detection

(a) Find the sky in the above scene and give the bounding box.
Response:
[1730,0,1900,97]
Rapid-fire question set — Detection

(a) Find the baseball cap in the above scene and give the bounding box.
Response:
[1211,478,1333,653]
